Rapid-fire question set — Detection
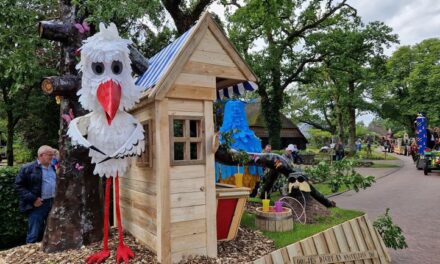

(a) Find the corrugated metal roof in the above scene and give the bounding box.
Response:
[135,28,194,90]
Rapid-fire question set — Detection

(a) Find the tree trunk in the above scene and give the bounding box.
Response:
[347,81,356,155]
[6,112,14,166]
[335,94,344,142]
[161,0,211,34]
[261,94,282,149]
[42,0,103,252]
[259,53,284,150]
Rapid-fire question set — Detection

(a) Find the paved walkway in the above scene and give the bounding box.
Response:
[333,153,440,264]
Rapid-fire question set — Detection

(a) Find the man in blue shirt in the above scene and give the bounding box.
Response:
[15,145,57,243]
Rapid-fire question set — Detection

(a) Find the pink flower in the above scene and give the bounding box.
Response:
[74,21,90,34]
[75,163,84,171]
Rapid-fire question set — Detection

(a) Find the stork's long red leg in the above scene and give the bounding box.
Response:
[103,177,111,251]
[115,173,134,263]
[86,177,111,264]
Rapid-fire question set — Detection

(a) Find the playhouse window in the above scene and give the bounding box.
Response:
[170,116,205,165]
[137,120,152,167]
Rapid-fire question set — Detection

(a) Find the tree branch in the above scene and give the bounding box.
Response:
[222,0,242,8]
[281,54,325,90]
[1,86,9,104]
[298,118,328,131]
[162,0,213,33]
[284,0,355,45]
[191,0,214,19]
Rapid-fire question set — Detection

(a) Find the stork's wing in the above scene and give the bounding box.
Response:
[67,114,107,156]
[109,121,144,159]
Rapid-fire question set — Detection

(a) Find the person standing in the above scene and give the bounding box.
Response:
[283,144,303,164]
[366,140,372,158]
[263,144,272,153]
[15,145,56,243]
[355,139,362,152]
[334,141,345,161]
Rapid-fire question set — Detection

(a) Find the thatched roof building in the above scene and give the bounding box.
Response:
[245,102,308,149]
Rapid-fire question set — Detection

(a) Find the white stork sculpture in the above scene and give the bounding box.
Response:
[67,23,144,264]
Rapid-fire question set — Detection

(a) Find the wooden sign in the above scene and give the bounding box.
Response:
[254,215,390,264]
[291,250,378,264]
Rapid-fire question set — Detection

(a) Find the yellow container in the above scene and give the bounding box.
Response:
[262,199,270,212]
[235,173,243,187]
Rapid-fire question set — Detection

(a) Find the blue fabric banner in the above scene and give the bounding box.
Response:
[416,116,427,155]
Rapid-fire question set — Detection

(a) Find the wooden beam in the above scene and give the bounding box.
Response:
[154,99,171,263]
[41,75,80,96]
[128,44,149,75]
[39,20,72,42]
[204,101,217,257]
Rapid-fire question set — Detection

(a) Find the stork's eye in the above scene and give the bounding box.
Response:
[111,61,123,75]
[92,62,105,75]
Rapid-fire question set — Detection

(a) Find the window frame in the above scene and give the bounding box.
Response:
[136,119,153,167]
[169,115,205,166]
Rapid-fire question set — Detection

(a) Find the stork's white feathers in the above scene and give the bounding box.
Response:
[109,123,145,158]
[67,23,145,178]
[67,114,92,149]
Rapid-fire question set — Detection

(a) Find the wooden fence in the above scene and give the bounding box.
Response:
[253,214,390,264]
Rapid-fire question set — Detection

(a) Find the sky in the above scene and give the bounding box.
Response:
[209,1,440,125]
[350,0,440,124]
[351,0,440,53]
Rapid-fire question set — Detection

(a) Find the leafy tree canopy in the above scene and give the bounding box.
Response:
[0,0,59,164]
[224,0,357,148]
[379,38,440,131]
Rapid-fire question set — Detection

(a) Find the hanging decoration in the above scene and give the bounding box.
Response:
[67,23,144,264]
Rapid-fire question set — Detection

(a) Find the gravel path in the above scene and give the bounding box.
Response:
[333,153,440,264]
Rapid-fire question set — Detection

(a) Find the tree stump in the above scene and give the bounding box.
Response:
[283,189,330,224]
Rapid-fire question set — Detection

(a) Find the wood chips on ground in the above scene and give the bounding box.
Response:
[0,226,274,264]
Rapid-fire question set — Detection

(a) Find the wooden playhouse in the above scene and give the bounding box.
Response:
[119,12,258,263]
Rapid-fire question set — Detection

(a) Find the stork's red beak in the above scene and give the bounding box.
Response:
[97,80,121,125]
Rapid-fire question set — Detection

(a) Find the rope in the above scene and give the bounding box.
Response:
[279,192,307,224]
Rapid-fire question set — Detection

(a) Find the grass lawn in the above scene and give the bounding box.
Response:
[241,207,364,248]
[355,149,398,160]
[369,163,400,168]
[313,183,349,196]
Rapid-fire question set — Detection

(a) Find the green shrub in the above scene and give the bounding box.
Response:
[373,208,408,250]
[0,166,27,249]
[305,159,375,193]
[304,161,331,183]
[272,149,284,155]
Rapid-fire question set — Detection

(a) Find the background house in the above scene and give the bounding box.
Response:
[245,102,308,149]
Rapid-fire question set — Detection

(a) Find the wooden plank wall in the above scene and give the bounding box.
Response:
[181,30,246,82]
[167,99,211,263]
[120,105,157,252]
[253,215,391,264]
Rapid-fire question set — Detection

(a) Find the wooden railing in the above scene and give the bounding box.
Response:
[253,214,390,264]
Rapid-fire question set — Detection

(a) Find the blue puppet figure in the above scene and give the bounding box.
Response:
[215,100,263,182]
